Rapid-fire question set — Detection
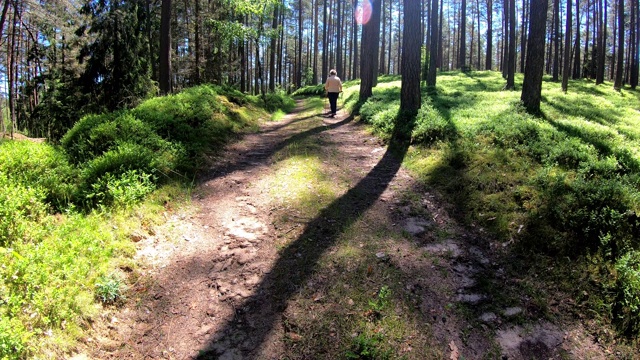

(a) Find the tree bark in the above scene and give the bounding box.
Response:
[520,0,528,72]
[501,0,508,78]
[572,0,581,79]
[322,0,328,81]
[379,0,387,74]
[458,0,467,69]
[313,0,319,84]
[505,0,516,89]
[194,0,201,84]
[631,0,639,88]
[562,0,572,91]
[352,0,359,79]
[438,0,443,68]
[387,0,393,73]
[613,0,624,89]
[552,0,560,80]
[359,0,382,100]
[400,0,422,116]
[476,0,481,68]
[521,0,549,113]
[427,0,439,86]
[0,0,11,42]
[485,0,493,70]
[336,0,343,78]
[595,0,605,84]
[159,0,172,95]
[297,0,303,87]
[270,3,280,91]
[611,0,617,80]
[8,0,18,137]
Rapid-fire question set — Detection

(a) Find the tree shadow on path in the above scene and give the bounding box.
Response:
[199,110,354,184]
[196,123,412,359]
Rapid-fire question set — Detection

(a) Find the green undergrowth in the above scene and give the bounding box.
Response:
[325,70,640,345]
[296,71,640,347]
[0,85,293,358]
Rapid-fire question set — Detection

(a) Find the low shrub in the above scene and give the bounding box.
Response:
[61,112,117,163]
[62,112,178,163]
[95,274,126,304]
[292,84,325,97]
[367,105,399,140]
[132,85,242,164]
[412,103,454,144]
[0,212,133,359]
[78,143,157,208]
[359,93,400,125]
[0,174,47,247]
[0,317,28,360]
[258,91,296,113]
[614,251,640,336]
[544,137,598,168]
[0,141,76,210]
[88,170,156,209]
[533,173,639,256]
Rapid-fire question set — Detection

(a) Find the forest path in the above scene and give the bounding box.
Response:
[82,100,603,360]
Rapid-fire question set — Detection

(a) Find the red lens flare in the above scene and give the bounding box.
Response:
[355,0,373,25]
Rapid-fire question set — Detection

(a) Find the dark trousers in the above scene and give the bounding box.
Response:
[327,92,339,114]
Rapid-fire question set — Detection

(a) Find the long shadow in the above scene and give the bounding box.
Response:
[259,112,328,134]
[543,96,623,126]
[198,114,354,183]
[196,127,412,359]
[544,116,640,172]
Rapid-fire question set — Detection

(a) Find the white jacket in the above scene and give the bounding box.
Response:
[324,75,342,93]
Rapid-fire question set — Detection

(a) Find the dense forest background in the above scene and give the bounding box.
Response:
[0,0,638,141]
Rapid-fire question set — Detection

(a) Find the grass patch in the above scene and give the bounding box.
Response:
[349,70,640,343]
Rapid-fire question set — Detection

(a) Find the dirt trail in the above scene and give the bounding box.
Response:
[82,101,605,359]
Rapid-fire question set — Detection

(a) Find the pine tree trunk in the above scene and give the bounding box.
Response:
[322,0,328,81]
[438,0,444,68]
[8,1,18,137]
[486,0,493,70]
[400,0,422,120]
[352,0,359,79]
[313,0,319,84]
[159,0,172,95]
[562,0,572,91]
[552,0,560,80]
[336,0,343,78]
[427,0,439,86]
[611,2,617,80]
[613,0,624,89]
[270,3,279,91]
[520,0,528,72]
[506,0,516,89]
[596,0,605,84]
[521,0,549,113]
[477,0,482,68]
[387,0,393,73]
[379,0,387,74]
[297,0,303,87]
[501,0,508,78]
[572,0,581,79]
[359,0,382,100]
[629,1,639,89]
[0,0,11,45]
[459,0,467,69]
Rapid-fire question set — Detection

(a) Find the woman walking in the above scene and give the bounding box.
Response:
[324,69,343,117]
